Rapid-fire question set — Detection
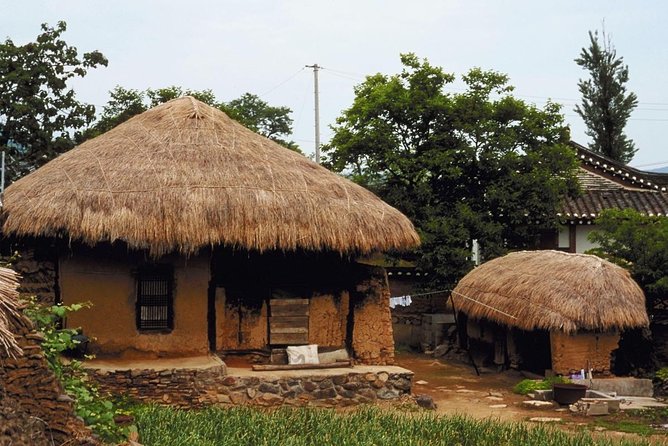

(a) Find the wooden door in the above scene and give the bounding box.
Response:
[269,297,309,345]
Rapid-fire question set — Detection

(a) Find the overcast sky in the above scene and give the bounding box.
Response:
[3,1,668,168]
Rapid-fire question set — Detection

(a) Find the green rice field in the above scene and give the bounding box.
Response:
[132,405,652,446]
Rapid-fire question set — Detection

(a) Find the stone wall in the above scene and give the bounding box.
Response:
[0,304,94,445]
[89,365,413,408]
[550,331,620,375]
[14,248,58,306]
[351,265,395,365]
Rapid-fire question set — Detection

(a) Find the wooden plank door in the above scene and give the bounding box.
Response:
[269,298,309,345]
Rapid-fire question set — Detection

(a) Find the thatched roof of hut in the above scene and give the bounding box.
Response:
[2,97,420,257]
[0,268,21,357]
[452,250,648,333]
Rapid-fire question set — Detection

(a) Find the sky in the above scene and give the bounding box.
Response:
[3,1,668,168]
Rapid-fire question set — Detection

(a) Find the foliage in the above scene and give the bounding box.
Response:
[513,376,571,395]
[82,86,301,152]
[25,300,129,443]
[132,405,647,446]
[575,29,638,163]
[324,53,579,287]
[588,208,668,305]
[0,21,107,182]
[222,93,300,151]
[655,367,668,382]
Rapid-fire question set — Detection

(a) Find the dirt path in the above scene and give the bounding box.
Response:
[394,352,668,444]
[395,351,560,421]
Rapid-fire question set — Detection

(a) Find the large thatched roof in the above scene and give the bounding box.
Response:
[452,250,648,333]
[0,268,21,358]
[2,97,420,256]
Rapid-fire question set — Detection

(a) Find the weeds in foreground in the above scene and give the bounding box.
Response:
[132,405,651,446]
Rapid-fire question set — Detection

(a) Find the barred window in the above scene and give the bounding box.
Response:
[136,266,173,331]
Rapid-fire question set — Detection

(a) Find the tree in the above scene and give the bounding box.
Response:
[83,88,300,152]
[223,93,299,151]
[0,21,107,181]
[589,209,668,305]
[325,54,579,287]
[575,29,638,163]
[588,208,668,372]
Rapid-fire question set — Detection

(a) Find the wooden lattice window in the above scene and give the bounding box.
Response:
[136,266,173,331]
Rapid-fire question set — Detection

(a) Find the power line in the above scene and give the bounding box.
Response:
[259,68,305,97]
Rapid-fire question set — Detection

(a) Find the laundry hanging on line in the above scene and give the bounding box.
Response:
[389,295,412,308]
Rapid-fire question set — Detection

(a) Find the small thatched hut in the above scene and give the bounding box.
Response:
[2,97,419,365]
[452,250,649,375]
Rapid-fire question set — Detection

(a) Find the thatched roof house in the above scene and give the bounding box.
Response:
[452,250,649,374]
[2,97,418,257]
[1,97,418,364]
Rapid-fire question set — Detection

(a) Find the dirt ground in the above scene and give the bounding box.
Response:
[394,351,668,444]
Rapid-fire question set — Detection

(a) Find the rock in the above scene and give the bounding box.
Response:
[530,417,562,423]
[415,380,429,385]
[488,391,503,398]
[433,344,448,357]
[377,388,400,400]
[415,394,436,410]
[489,404,507,409]
[246,388,257,399]
[485,396,504,402]
[522,400,556,409]
[259,383,280,394]
[377,372,389,382]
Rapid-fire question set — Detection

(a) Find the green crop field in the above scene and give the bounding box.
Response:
[132,405,651,446]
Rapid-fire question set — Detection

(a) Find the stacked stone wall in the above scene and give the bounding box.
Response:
[14,248,58,306]
[0,304,94,445]
[90,366,413,408]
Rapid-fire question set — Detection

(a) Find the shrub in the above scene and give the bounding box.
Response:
[25,300,129,443]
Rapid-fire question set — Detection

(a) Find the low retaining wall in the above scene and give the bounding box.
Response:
[89,363,413,408]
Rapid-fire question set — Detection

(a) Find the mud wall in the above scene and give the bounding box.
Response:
[308,292,349,348]
[60,245,210,358]
[0,303,94,445]
[216,286,269,351]
[351,265,395,365]
[550,331,619,375]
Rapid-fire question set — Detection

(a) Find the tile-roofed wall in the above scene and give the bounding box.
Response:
[561,142,668,221]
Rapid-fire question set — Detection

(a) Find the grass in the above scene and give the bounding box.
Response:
[132,405,653,446]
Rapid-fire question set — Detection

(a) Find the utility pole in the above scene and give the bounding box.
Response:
[305,64,321,164]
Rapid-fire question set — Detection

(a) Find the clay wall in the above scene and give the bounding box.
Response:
[351,264,395,365]
[308,292,349,348]
[60,245,210,358]
[550,331,620,375]
[0,303,94,445]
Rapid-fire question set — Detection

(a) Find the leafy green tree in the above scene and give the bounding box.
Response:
[588,208,668,372]
[589,208,668,304]
[222,93,299,151]
[575,29,638,163]
[325,54,579,286]
[83,87,300,152]
[0,21,107,181]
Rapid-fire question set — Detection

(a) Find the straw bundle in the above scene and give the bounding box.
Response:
[0,267,21,358]
[452,250,648,333]
[2,97,420,257]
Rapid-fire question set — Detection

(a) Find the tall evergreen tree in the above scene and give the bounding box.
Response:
[575,29,638,163]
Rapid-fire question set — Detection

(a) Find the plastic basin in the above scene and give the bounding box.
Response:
[553,383,587,405]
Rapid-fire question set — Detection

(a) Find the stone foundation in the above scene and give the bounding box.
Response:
[88,363,413,408]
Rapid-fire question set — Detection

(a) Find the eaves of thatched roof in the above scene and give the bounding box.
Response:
[452,250,648,333]
[0,268,21,358]
[2,97,420,257]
